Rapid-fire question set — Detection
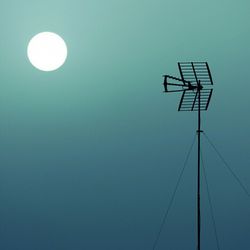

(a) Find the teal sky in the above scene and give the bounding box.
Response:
[0,0,249,249]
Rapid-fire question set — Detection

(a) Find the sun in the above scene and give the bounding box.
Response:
[27,32,68,72]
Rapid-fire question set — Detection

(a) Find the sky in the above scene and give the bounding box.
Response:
[0,0,250,249]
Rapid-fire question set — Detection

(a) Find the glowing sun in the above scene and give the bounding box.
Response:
[27,32,67,72]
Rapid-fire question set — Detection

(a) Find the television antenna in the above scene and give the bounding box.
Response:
[163,62,213,250]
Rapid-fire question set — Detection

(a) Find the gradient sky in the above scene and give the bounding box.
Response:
[0,0,249,249]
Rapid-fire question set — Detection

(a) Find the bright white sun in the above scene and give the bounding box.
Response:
[27,32,67,72]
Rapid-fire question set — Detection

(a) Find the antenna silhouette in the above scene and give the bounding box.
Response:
[163,62,213,250]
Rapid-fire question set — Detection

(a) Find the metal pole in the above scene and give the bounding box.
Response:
[197,83,201,250]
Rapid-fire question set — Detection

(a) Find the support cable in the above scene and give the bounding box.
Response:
[152,134,196,250]
[203,132,250,199]
[201,150,221,250]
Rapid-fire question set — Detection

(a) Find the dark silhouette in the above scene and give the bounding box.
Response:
[163,62,213,250]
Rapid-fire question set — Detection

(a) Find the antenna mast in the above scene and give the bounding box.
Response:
[163,62,213,250]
